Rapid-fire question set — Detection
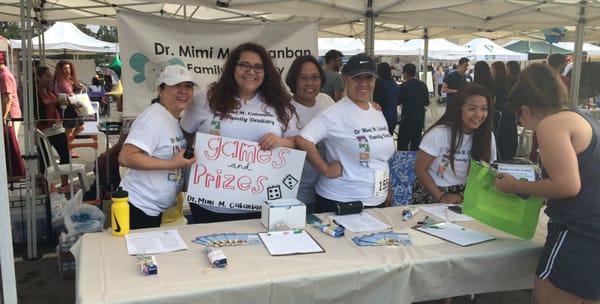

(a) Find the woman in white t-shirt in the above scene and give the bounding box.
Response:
[296,53,395,212]
[412,83,497,205]
[118,65,197,229]
[181,42,298,223]
[285,55,335,212]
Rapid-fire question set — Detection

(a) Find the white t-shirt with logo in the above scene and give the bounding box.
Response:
[419,125,497,187]
[180,89,299,214]
[300,96,395,206]
[120,103,187,216]
[291,93,335,206]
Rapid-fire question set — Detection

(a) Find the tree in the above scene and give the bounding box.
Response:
[75,23,94,37]
[0,22,21,39]
[96,26,118,43]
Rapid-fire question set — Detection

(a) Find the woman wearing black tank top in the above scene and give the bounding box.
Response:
[495,63,600,304]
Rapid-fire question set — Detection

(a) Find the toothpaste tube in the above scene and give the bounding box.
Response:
[320,224,345,238]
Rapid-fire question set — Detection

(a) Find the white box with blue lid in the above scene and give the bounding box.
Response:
[261,199,306,231]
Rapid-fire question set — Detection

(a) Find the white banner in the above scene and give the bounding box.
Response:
[117,12,318,116]
[186,133,306,211]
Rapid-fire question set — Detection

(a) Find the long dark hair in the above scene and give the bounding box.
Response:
[285,55,325,95]
[377,62,393,80]
[473,61,494,95]
[34,66,53,121]
[208,42,295,131]
[491,61,508,92]
[506,61,521,90]
[508,63,568,115]
[424,83,494,171]
[54,60,81,91]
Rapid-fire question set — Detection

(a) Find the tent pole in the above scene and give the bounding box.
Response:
[569,0,586,108]
[21,0,39,261]
[423,28,429,86]
[0,0,25,302]
[37,17,44,65]
[364,0,374,57]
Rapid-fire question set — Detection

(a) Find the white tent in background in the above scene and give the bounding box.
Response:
[318,38,420,56]
[318,38,364,56]
[10,22,118,53]
[555,42,600,56]
[463,38,528,61]
[402,38,470,60]
[374,40,419,56]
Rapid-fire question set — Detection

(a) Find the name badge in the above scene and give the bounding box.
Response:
[374,170,389,198]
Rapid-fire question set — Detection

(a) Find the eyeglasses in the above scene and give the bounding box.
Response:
[298,75,321,83]
[236,62,264,73]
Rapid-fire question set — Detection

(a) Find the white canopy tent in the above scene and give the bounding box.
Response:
[318,38,419,56]
[555,42,600,56]
[10,22,118,53]
[317,37,364,56]
[463,38,528,61]
[402,38,470,60]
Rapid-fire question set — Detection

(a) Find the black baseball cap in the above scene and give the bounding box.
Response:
[341,53,377,78]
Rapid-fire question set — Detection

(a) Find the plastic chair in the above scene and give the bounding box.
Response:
[35,129,91,193]
[388,151,418,206]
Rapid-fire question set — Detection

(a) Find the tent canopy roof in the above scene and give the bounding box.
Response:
[1,0,600,42]
[463,38,528,61]
[555,42,600,56]
[503,40,571,55]
[10,22,117,53]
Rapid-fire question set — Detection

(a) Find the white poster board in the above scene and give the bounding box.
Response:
[186,133,306,211]
[117,12,318,116]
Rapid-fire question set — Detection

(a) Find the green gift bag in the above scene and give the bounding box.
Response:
[463,160,544,239]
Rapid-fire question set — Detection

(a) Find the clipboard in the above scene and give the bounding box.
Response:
[258,230,325,256]
[413,222,495,247]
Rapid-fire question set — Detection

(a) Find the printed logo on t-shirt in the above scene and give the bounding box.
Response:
[210,120,221,135]
[168,136,186,184]
[436,155,450,178]
[436,148,471,178]
[357,135,370,167]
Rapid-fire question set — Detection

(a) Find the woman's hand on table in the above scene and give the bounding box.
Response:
[494,173,519,193]
[323,161,343,178]
[439,193,462,204]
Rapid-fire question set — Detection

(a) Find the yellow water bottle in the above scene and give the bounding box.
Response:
[111,187,130,236]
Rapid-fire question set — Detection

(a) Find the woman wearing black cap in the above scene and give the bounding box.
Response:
[296,53,396,212]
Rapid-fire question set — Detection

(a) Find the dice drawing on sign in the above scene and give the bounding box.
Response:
[267,185,282,200]
[282,174,299,190]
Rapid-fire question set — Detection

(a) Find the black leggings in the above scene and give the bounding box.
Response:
[129,202,162,229]
[189,203,261,224]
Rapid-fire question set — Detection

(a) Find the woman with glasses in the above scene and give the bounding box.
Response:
[181,42,298,223]
[285,55,334,212]
[296,53,395,212]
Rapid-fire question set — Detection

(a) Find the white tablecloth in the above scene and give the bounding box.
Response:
[72,206,546,304]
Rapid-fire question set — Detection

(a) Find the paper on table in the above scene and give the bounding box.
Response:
[125,229,188,255]
[258,230,324,256]
[421,205,474,222]
[414,222,495,247]
[329,213,391,233]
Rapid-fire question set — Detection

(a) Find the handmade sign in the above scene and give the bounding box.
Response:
[186,133,306,211]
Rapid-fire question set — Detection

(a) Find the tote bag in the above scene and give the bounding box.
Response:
[68,93,96,116]
[463,160,544,239]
